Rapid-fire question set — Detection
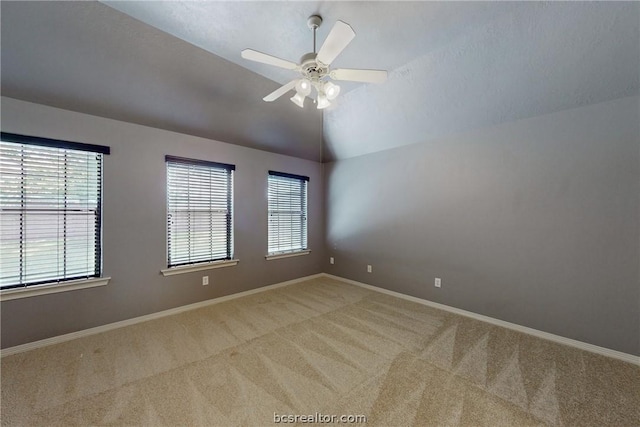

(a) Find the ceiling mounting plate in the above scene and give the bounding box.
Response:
[307,15,322,30]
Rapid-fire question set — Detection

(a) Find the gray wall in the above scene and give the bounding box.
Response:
[324,96,640,355]
[1,97,324,349]
[3,95,638,355]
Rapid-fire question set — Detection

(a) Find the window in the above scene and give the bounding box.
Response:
[267,171,309,256]
[0,132,109,290]
[166,156,234,268]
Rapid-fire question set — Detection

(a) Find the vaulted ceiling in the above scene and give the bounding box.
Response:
[2,1,638,162]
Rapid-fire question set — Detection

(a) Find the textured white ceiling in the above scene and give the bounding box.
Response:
[1,1,324,160]
[103,1,518,96]
[103,1,640,160]
[322,2,640,159]
[2,2,638,162]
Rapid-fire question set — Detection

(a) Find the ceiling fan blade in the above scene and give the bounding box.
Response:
[330,68,388,83]
[241,49,298,70]
[263,80,298,102]
[316,21,356,66]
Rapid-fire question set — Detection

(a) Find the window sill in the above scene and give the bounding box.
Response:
[0,277,111,301]
[160,259,239,276]
[265,250,311,261]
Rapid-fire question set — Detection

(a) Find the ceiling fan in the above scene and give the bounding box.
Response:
[241,15,387,109]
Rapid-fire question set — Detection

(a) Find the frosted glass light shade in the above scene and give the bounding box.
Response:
[324,81,340,100]
[316,94,331,109]
[296,79,312,96]
[290,92,305,108]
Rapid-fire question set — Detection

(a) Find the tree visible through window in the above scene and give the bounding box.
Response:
[0,133,109,289]
[165,156,235,267]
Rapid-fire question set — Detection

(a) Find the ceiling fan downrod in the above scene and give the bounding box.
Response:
[307,15,322,54]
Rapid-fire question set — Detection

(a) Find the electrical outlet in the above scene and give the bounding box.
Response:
[367,265,372,273]
[202,276,209,286]
[435,277,441,288]
[330,257,335,265]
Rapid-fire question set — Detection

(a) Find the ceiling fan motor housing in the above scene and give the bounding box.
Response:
[299,52,328,81]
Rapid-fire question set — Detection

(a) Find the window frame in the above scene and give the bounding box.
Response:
[0,132,110,300]
[163,155,237,275]
[266,170,310,259]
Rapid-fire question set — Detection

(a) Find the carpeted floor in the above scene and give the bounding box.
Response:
[1,276,638,426]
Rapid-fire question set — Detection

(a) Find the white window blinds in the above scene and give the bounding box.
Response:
[166,156,234,267]
[268,171,309,255]
[0,133,108,289]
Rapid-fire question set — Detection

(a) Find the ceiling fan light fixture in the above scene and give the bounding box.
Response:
[296,78,312,96]
[242,15,387,109]
[316,93,331,109]
[323,81,341,100]
[290,92,305,108]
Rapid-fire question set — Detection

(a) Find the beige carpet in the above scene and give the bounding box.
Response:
[1,277,638,426]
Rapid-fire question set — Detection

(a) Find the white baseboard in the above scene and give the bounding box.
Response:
[1,273,323,357]
[322,273,639,366]
[3,272,637,366]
